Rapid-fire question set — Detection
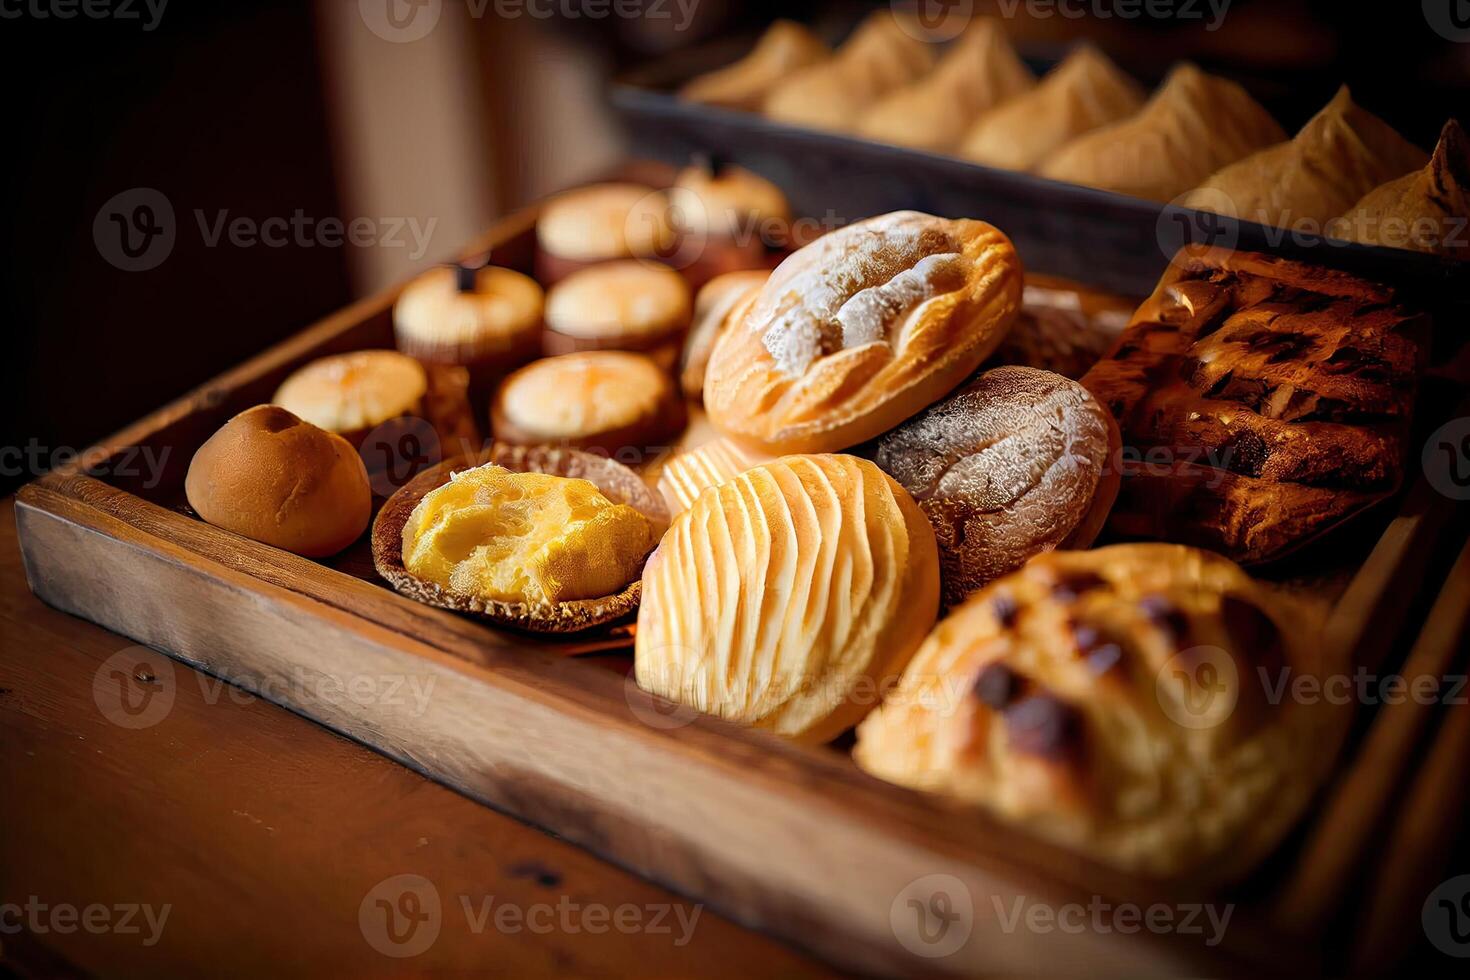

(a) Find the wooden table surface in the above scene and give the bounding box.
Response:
[0,497,835,979]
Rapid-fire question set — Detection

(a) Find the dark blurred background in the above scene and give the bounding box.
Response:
[2,0,1466,496]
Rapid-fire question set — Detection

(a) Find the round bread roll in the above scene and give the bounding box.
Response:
[393,264,543,388]
[543,260,692,368]
[491,351,685,465]
[535,183,674,283]
[680,269,768,401]
[854,544,1344,879]
[874,366,1120,607]
[185,405,372,557]
[669,164,790,242]
[636,454,940,743]
[703,210,1023,454]
[273,350,428,441]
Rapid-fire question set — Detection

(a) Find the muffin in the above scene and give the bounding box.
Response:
[543,260,692,371]
[534,182,675,285]
[273,350,429,444]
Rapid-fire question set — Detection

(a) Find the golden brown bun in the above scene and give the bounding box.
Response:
[1330,119,1470,258]
[543,260,692,357]
[763,12,934,132]
[959,44,1144,171]
[185,405,371,558]
[854,543,1346,880]
[492,351,685,465]
[393,265,543,387]
[535,183,674,268]
[655,435,771,516]
[1184,86,1426,227]
[703,210,1023,454]
[680,270,768,401]
[1039,63,1286,203]
[636,454,939,743]
[273,350,428,439]
[858,19,1034,152]
[874,366,1120,607]
[679,20,830,111]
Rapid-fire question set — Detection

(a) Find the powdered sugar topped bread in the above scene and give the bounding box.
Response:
[875,366,1119,606]
[703,211,1023,454]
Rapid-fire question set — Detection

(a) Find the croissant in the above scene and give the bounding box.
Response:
[763,12,934,132]
[1039,63,1285,203]
[679,20,829,112]
[1329,119,1470,259]
[958,44,1143,171]
[857,18,1034,152]
[1184,86,1427,228]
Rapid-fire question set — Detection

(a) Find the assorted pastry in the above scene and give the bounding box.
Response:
[176,150,1442,878]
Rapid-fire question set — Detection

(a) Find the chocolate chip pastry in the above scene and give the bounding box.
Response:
[854,543,1346,879]
[1082,246,1428,564]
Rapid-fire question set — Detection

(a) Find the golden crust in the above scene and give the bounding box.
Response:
[1330,119,1470,258]
[854,543,1347,881]
[702,211,1022,454]
[273,350,428,436]
[636,454,939,743]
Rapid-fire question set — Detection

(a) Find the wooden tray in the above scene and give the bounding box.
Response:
[16,190,1470,976]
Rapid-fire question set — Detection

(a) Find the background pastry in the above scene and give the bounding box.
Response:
[543,260,692,370]
[680,269,768,401]
[679,19,829,111]
[1039,63,1285,202]
[492,351,685,464]
[185,405,371,558]
[393,263,543,399]
[703,210,1022,454]
[959,44,1144,171]
[857,18,1034,152]
[1184,86,1426,227]
[854,543,1343,879]
[273,350,428,443]
[1082,245,1427,564]
[655,435,770,516]
[636,454,939,743]
[534,182,675,284]
[670,162,790,245]
[763,11,934,132]
[988,276,1135,379]
[874,366,1119,607]
[1330,119,1470,258]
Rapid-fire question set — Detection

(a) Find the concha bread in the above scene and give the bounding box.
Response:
[655,435,771,515]
[1184,85,1427,227]
[636,454,940,743]
[854,543,1344,880]
[959,44,1144,171]
[702,210,1023,454]
[1039,63,1286,203]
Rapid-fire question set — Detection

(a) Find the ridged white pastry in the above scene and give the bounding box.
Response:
[655,436,770,515]
[1040,63,1285,203]
[1184,86,1426,227]
[959,44,1144,171]
[1330,119,1470,258]
[636,454,939,743]
[857,18,1034,151]
[763,12,935,132]
[855,544,1344,880]
[702,210,1023,454]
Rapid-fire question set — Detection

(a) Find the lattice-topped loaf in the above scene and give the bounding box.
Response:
[1081,246,1428,564]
